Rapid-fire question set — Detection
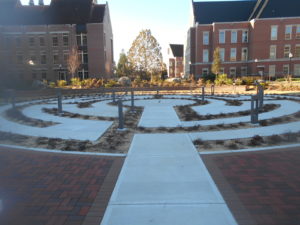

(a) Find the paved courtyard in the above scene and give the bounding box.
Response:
[0,93,299,224]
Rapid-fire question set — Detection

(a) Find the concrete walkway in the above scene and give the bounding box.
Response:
[101,134,237,225]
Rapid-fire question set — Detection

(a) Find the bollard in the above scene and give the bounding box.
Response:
[201,86,205,102]
[258,85,264,109]
[56,88,62,114]
[9,90,16,109]
[211,84,215,96]
[251,95,259,124]
[131,90,134,112]
[112,91,116,103]
[156,90,159,95]
[118,99,124,129]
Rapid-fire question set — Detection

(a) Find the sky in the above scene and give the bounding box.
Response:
[20,0,192,63]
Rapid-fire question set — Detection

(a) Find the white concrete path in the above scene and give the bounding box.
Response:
[0,104,112,141]
[101,134,237,225]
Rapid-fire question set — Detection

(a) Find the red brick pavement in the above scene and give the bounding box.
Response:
[202,147,300,225]
[0,147,124,225]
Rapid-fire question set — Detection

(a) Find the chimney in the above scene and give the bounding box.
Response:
[29,0,34,6]
[39,0,44,5]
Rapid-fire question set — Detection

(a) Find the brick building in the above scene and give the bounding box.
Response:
[185,0,300,80]
[0,0,114,86]
[167,44,184,78]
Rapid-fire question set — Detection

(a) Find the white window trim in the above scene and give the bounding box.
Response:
[271,25,278,40]
[203,31,209,45]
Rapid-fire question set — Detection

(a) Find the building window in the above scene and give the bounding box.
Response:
[15,36,21,48]
[283,65,289,75]
[76,33,87,46]
[296,26,300,39]
[294,64,300,76]
[241,67,247,76]
[203,49,209,63]
[78,69,89,80]
[284,45,291,58]
[52,36,58,47]
[231,30,237,43]
[241,48,248,61]
[40,52,47,64]
[203,31,209,45]
[53,53,59,65]
[230,67,236,78]
[29,36,35,47]
[270,45,277,59]
[219,48,225,61]
[79,50,88,64]
[230,48,236,61]
[63,34,69,46]
[285,25,292,40]
[39,36,45,47]
[16,53,23,64]
[41,72,47,80]
[295,45,300,58]
[63,51,69,63]
[269,65,276,77]
[242,30,248,43]
[219,67,225,74]
[202,68,209,76]
[219,30,225,44]
[271,26,278,40]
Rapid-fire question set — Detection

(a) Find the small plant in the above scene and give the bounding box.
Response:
[104,80,118,88]
[266,135,282,144]
[225,141,239,149]
[215,74,233,86]
[49,82,56,88]
[57,80,67,87]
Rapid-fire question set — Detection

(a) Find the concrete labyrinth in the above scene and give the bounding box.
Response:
[1,93,300,225]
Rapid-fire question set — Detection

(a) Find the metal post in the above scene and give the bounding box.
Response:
[201,86,205,102]
[211,84,215,96]
[131,90,134,112]
[56,88,62,114]
[118,99,124,129]
[251,95,259,124]
[112,91,116,103]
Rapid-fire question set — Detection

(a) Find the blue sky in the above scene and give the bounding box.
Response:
[20,0,192,63]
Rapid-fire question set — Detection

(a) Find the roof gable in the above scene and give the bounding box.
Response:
[170,44,184,57]
[0,0,106,25]
[193,0,256,24]
[258,0,300,19]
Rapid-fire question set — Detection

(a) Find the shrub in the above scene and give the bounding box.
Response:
[202,73,216,83]
[49,82,56,88]
[235,78,243,85]
[215,74,233,86]
[71,78,82,87]
[57,80,67,87]
[104,79,118,88]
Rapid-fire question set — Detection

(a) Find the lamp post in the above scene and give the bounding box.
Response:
[289,52,293,78]
[58,64,62,80]
[254,59,258,77]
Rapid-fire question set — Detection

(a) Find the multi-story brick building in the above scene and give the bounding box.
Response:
[185,0,300,80]
[0,0,114,86]
[167,44,184,78]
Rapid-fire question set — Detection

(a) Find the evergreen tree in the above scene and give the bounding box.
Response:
[127,29,163,80]
[211,47,222,75]
[116,50,132,78]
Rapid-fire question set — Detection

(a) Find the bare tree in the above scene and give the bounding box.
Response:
[67,46,81,79]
